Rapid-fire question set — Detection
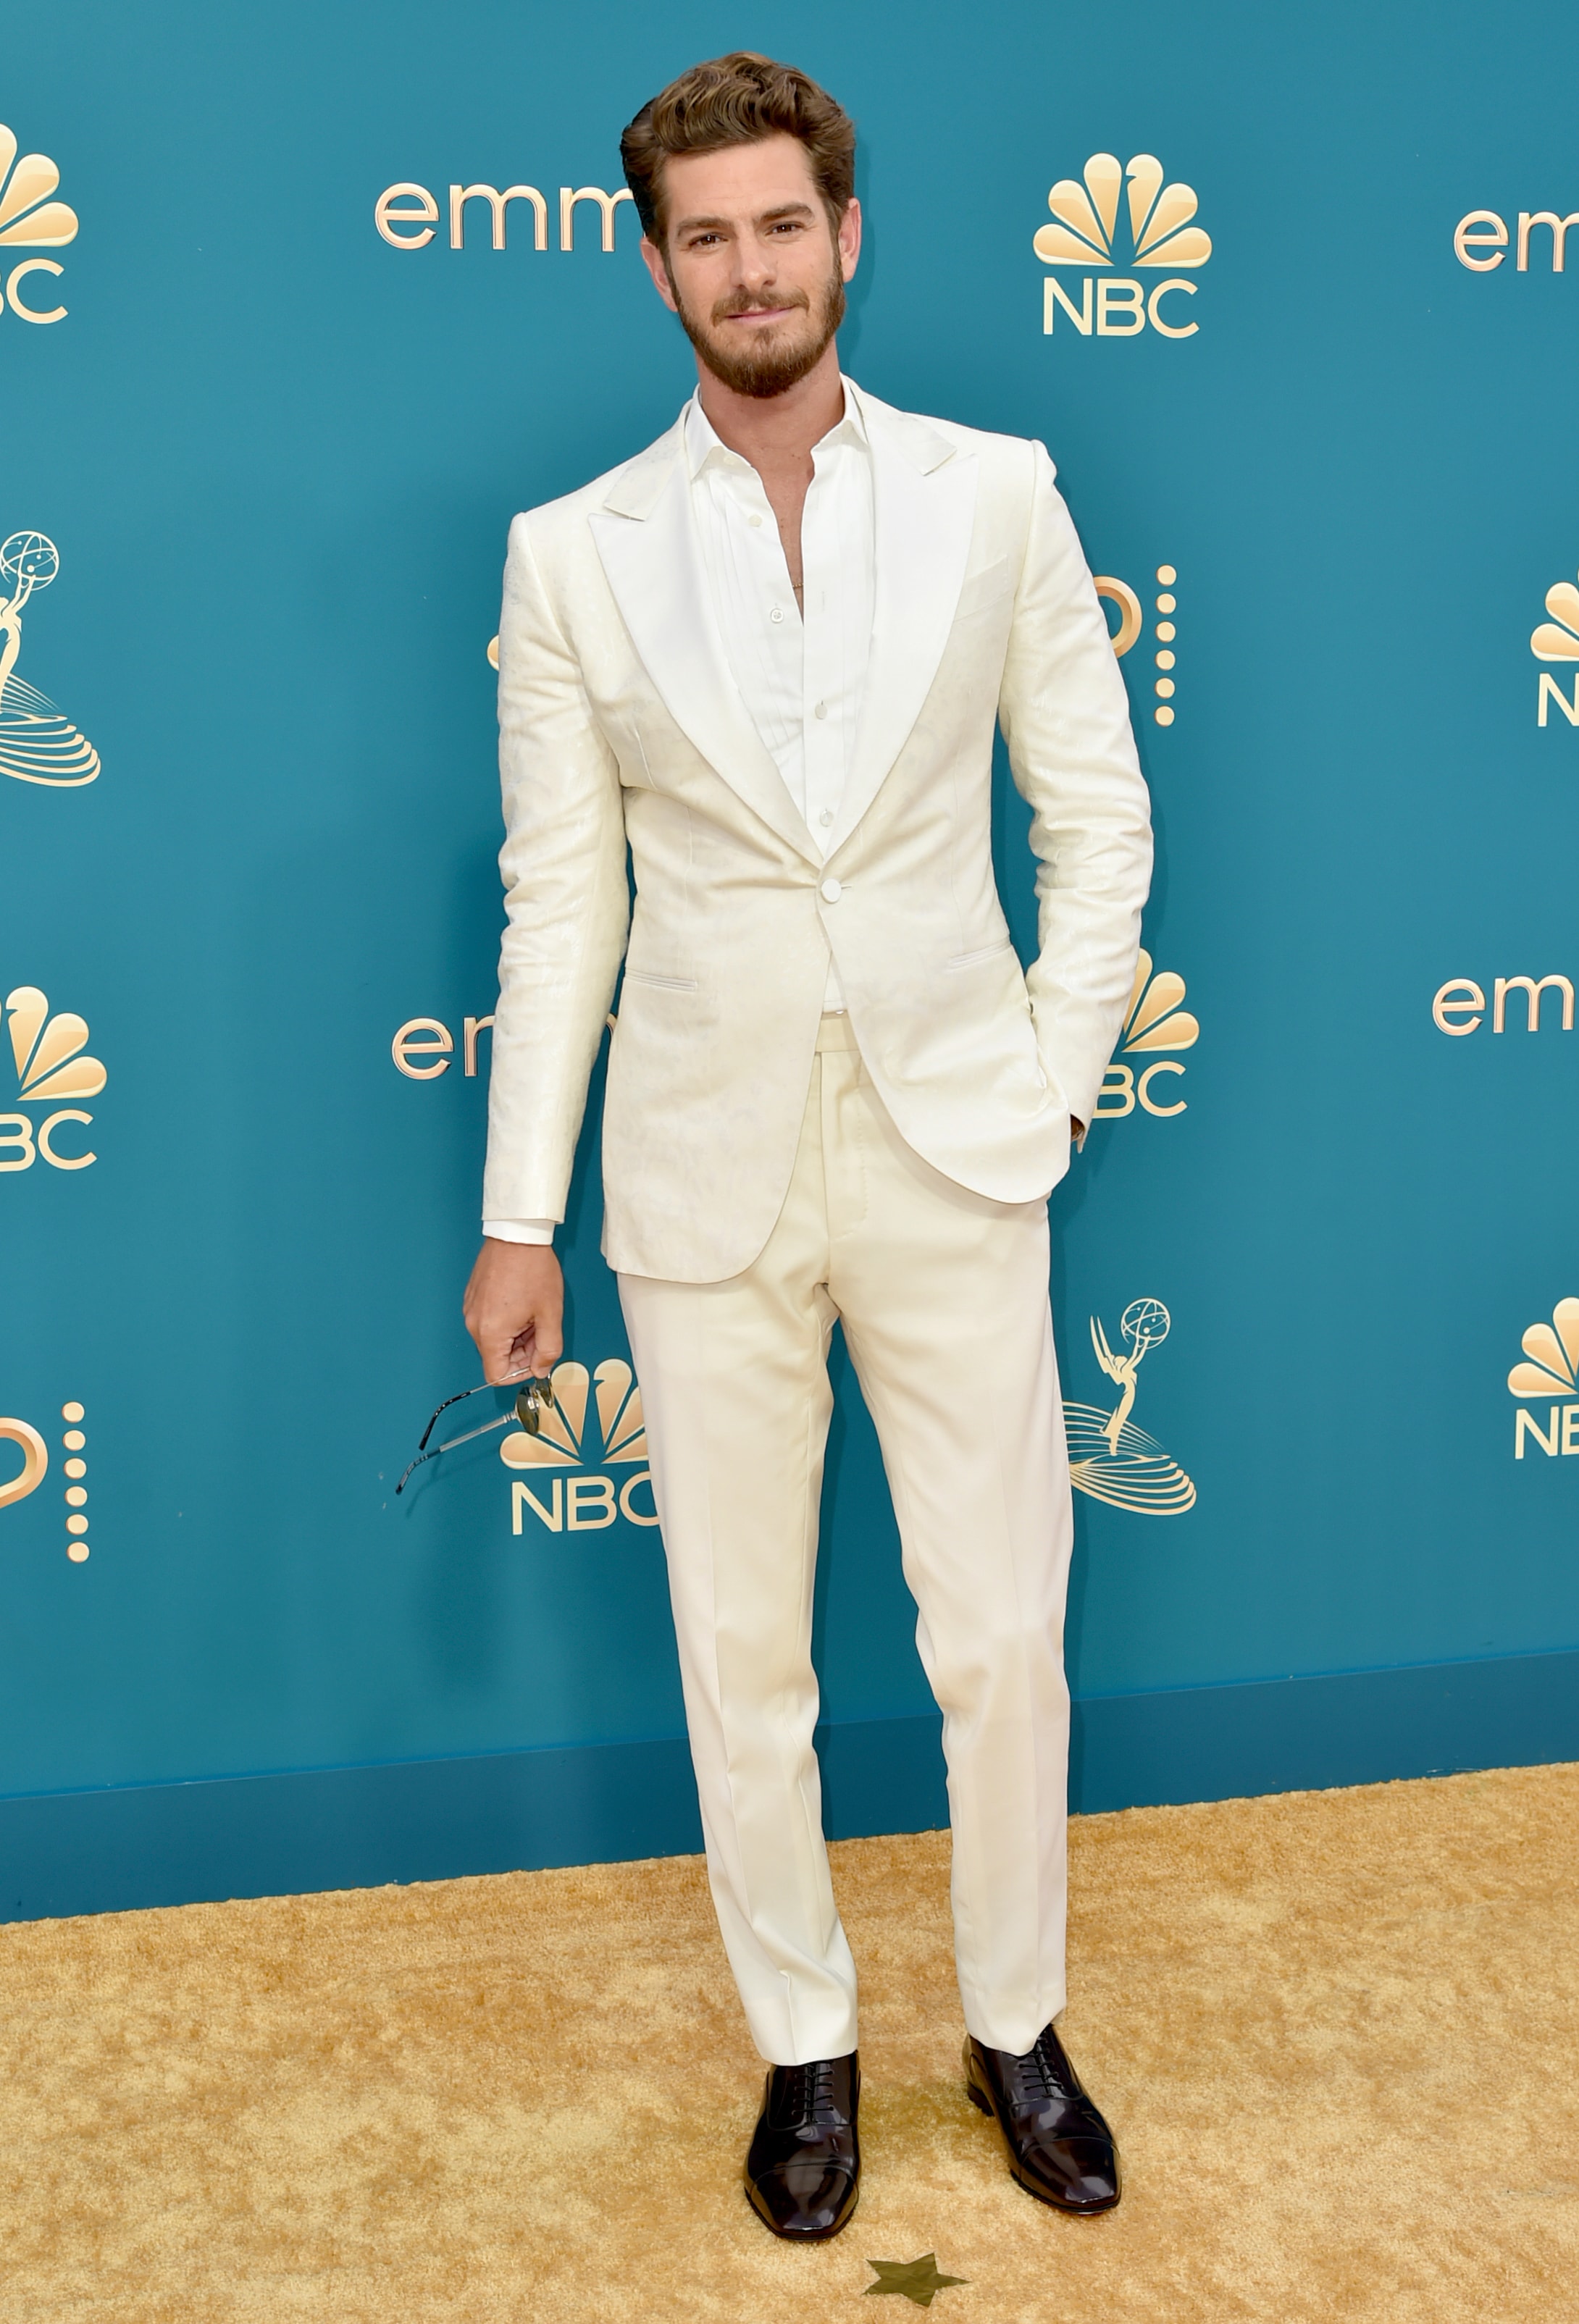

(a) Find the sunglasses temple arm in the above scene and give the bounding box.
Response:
[395,1451,431,1496]
[417,1382,490,1453]
[396,1407,514,1495]
[416,1368,544,1452]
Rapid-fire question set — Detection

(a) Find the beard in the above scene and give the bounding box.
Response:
[673,263,847,399]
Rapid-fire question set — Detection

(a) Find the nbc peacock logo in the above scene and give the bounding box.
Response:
[500,1358,659,1532]
[0,124,78,325]
[1507,1298,1579,1460]
[1532,569,1579,729]
[0,986,106,1172]
[1034,153,1210,340]
[1092,951,1199,1121]
[1065,1297,1196,1514]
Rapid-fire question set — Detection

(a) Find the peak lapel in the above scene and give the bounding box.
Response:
[829,406,979,850]
[590,440,820,867]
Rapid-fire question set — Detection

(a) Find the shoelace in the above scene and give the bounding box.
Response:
[1011,2031,1079,2105]
[774,2058,844,2129]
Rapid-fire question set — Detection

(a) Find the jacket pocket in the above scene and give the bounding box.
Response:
[624,968,698,993]
[952,555,1015,621]
[943,937,1014,972]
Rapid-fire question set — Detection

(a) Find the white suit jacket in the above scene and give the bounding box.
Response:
[483,383,1153,1285]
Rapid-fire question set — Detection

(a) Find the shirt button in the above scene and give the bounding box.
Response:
[770,605,784,624]
[748,514,763,529]
[820,876,842,903]
[818,807,834,826]
[813,700,828,719]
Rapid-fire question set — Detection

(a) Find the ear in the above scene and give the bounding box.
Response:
[837,197,862,285]
[640,235,680,315]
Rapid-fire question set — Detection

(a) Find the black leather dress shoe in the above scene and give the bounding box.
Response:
[965,2023,1120,2214]
[744,2052,860,2239]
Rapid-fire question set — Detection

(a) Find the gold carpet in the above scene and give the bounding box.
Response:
[1,1764,1575,2321]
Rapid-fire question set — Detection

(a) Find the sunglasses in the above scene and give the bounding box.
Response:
[396,1371,554,1495]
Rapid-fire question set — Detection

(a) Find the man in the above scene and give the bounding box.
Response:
[464,54,1152,2239]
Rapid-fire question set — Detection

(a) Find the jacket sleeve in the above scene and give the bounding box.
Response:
[997,441,1154,1129]
[481,511,629,1225]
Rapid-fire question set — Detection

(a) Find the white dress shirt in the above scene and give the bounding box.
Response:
[487,382,876,1246]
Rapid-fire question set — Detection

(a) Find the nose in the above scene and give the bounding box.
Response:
[732,228,779,295]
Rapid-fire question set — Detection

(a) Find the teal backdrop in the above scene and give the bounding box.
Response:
[3,0,1578,1918]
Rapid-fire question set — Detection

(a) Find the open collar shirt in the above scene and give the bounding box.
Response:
[682,379,874,878]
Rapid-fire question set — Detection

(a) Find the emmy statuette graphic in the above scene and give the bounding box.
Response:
[1065,1297,1196,1514]
[0,531,99,786]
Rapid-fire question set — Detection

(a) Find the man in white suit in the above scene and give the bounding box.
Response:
[464,54,1152,2239]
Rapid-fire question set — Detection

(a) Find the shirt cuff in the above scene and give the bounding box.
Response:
[482,1219,557,1246]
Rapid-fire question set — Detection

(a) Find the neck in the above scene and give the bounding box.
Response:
[694,339,845,470]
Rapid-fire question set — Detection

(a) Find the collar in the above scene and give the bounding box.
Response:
[683,375,870,481]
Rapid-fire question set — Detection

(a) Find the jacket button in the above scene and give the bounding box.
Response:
[820,876,842,903]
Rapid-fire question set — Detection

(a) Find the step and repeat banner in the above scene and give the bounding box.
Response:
[3,0,1577,1842]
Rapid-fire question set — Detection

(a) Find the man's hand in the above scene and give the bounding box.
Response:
[464,1238,564,1383]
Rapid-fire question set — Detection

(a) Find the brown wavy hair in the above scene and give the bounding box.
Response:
[621,53,856,247]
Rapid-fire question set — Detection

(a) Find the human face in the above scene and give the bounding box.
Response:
[640,134,861,399]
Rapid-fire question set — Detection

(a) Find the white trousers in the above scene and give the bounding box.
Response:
[619,1014,1073,2065]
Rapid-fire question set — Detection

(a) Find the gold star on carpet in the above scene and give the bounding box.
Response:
[864,2253,969,2305]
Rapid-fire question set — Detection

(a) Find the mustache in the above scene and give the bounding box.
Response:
[711,287,811,323]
